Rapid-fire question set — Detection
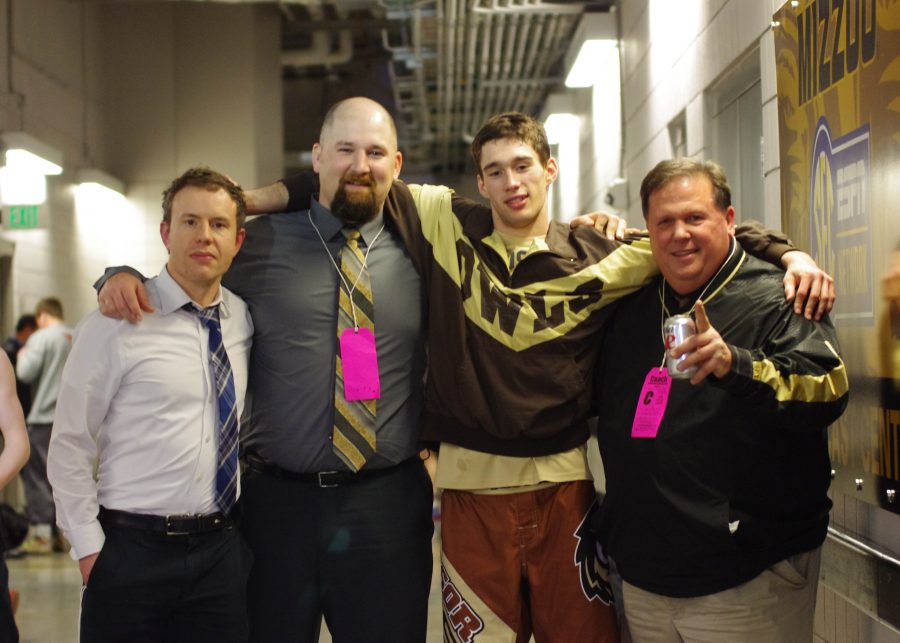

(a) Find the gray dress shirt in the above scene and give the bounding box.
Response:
[224,200,427,472]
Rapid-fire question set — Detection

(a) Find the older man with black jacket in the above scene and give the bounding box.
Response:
[594,158,849,642]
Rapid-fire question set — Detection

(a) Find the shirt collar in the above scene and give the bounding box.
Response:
[468,214,578,261]
[154,266,230,319]
[483,229,549,268]
[310,198,385,247]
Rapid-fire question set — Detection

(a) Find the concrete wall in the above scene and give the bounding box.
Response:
[0,0,282,331]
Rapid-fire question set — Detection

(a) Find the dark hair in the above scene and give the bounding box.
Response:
[471,112,551,176]
[15,315,36,333]
[161,167,247,231]
[640,157,732,219]
[35,298,63,320]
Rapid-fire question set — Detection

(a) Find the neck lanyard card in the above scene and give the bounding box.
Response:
[307,212,384,402]
[340,328,381,401]
[631,367,671,438]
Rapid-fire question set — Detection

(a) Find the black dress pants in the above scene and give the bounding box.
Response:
[80,521,252,643]
[240,458,435,642]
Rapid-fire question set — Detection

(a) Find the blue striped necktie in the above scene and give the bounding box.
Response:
[185,303,238,514]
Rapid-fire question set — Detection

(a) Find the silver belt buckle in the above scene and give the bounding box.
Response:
[165,513,195,535]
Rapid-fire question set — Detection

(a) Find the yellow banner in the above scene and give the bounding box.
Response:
[774,0,900,500]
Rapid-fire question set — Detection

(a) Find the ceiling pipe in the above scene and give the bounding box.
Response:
[472,0,582,14]
[461,0,479,142]
[379,0,597,170]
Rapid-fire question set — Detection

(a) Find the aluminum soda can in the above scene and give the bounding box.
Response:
[664,314,696,379]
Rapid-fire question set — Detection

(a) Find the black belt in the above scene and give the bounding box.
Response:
[99,507,231,536]
[244,454,417,488]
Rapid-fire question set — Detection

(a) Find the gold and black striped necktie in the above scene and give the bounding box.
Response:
[333,228,377,470]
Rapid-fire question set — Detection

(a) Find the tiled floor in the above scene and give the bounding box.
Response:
[7,528,445,642]
[8,553,81,643]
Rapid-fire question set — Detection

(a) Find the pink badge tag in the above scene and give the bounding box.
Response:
[340,328,381,401]
[631,368,671,439]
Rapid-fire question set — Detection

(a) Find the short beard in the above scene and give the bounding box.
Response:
[331,177,379,226]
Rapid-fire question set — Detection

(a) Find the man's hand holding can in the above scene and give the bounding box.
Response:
[668,300,733,385]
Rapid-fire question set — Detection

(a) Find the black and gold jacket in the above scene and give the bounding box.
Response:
[593,238,849,598]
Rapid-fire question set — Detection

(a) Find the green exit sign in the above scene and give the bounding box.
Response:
[7,205,39,229]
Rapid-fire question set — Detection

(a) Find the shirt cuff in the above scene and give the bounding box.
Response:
[65,521,106,561]
[712,345,755,396]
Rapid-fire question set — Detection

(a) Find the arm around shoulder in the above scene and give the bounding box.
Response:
[733,221,835,319]
[95,267,153,322]
[245,180,291,215]
[733,220,794,262]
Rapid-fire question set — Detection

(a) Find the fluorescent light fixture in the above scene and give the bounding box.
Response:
[77,168,125,195]
[6,149,63,176]
[563,13,618,89]
[1,132,64,175]
[0,166,47,205]
[75,168,126,215]
[565,39,617,88]
[544,113,580,145]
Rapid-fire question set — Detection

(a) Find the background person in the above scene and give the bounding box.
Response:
[0,351,30,643]
[15,298,71,554]
[3,315,37,418]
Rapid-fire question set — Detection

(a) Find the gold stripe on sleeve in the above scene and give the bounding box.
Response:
[751,341,849,403]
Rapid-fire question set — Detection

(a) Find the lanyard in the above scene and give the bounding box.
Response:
[308,211,385,330]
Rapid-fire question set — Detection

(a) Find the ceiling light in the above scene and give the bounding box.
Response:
[566,40,618,88]
[1,132,63,175]
[75,168,126,214]
[544,113,580,145]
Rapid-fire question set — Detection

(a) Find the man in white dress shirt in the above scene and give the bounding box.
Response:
[47,167,254,642]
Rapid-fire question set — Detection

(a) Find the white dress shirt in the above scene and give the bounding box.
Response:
[48,267,253,560]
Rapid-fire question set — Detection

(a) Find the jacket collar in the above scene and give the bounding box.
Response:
[661,237,746,314]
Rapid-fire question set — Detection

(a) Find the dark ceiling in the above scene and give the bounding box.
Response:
[279,0,616,175]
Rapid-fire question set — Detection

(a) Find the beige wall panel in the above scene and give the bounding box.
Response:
[100,4,177,181]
